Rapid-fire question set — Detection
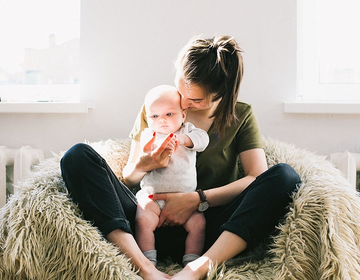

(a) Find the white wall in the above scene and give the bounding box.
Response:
[1,0,360,158]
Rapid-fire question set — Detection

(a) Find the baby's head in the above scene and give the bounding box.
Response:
[145,85,186,134]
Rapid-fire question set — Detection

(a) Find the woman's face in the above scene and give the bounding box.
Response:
[174,71,213,111]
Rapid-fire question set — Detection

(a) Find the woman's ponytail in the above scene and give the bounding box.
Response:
[175,35,244,134]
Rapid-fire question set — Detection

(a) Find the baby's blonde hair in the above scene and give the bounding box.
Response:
[144,85,180,112]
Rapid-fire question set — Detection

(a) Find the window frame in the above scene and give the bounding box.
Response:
[0,0,85,113]
[296,0,360,103]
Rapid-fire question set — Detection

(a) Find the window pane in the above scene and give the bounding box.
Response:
[318,0,360,84]
[0,0,80,86]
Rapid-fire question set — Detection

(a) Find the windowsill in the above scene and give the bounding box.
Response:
[283,102,360,114]
[0,102,91,113]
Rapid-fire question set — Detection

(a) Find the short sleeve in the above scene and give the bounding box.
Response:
[129,104,148,141]
[234,104,264,154]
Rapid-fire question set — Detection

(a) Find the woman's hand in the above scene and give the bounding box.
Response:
[123,133,176,187]
[150,192,199,227]
[139,132,176,171]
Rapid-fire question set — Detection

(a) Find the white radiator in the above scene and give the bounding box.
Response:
[0,146,44,207]
[330,151,360,190]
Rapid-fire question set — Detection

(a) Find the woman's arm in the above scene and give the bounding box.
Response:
[152,148,268,226]
[205,148,267,207]
[123,140,146,187]
[123,133,176,187]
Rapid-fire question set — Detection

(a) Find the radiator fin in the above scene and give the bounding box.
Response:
[330,151,360,190]
[0,146,44,207]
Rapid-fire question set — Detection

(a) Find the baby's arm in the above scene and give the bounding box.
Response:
[177,134,193,148]
[182,123,210,152]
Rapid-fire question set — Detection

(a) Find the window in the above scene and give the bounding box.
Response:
[0,0,80,103]
[297,0,360,102]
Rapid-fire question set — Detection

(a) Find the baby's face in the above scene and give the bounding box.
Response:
[146,98,185,135]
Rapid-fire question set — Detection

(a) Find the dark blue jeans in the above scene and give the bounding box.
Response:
[60,143,300,263]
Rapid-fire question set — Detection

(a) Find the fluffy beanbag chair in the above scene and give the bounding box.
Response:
[1,138,360,279]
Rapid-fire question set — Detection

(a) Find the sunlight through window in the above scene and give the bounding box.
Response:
[297,0,360,102]
[0,0,80,102]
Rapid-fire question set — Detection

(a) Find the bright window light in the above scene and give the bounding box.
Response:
[0,0,80,102]
[297,0,360,102]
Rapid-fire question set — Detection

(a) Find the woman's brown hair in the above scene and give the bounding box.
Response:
[175,35,244,134]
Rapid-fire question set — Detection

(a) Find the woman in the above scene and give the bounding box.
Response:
[60,35,300,280]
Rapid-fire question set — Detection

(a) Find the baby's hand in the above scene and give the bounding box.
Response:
[166,134,179,152]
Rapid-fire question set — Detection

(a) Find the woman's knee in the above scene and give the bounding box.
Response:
[267,163,301,199]
[275,163,300,187]
[60,143,95,177]
[61,143,90,168]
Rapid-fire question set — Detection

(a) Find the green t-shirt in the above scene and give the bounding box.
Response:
[129,102,264,190]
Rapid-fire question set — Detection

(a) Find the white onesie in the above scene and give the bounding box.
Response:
[136,122,209,209]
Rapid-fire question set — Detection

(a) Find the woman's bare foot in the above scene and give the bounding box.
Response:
[170,256,212,280]
[138,262,171,280]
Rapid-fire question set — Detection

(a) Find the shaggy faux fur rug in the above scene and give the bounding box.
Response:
[1,138,360,279]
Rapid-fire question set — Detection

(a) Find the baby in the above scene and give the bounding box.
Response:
[135,85,209,267]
